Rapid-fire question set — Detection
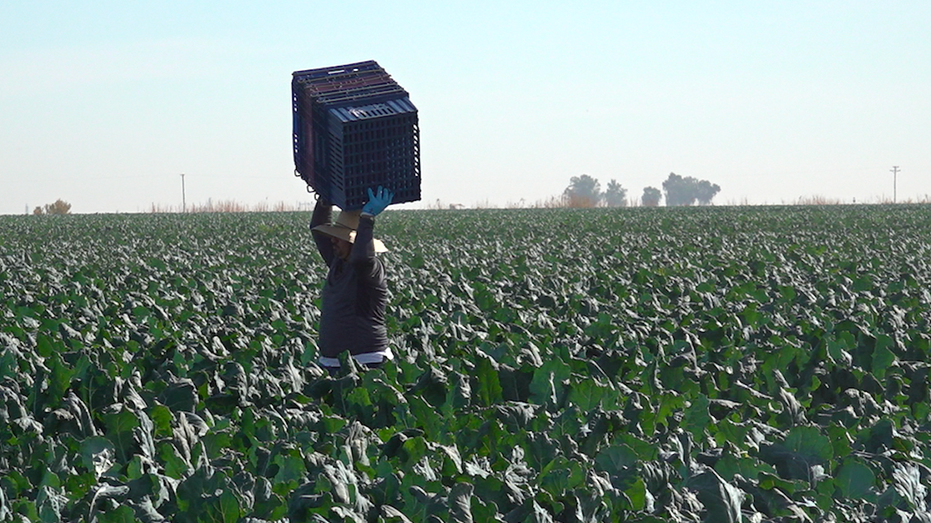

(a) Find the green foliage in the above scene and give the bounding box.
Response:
[1,205,931,522]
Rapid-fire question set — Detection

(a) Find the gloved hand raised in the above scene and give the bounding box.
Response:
[362,186,394,216]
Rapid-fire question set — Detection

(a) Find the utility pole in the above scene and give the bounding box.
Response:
[181,173,186,212]
[891,166,900,203]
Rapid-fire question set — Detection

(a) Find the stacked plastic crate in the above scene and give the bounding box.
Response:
[292,61,421,210]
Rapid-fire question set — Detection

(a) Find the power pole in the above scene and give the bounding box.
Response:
[891,166,900,203]
[181,173,187,212]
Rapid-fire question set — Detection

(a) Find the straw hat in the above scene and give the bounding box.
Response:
[312,210,388,253]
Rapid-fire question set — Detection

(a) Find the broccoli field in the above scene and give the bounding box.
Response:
[2,205,931,522]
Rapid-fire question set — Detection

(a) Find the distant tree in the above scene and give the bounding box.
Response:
[641,187,662,207]
[34,199,72,215]
[695,180,721,205]
[662,173,694,206]
[603,179,628,207]
[564,174,602,208]
[662,173,721,206]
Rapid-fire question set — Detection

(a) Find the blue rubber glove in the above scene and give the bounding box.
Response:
[362,186,394,216]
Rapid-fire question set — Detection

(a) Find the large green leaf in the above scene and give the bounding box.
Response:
[686,469,743,523]
[101,405,141,461]
[97,505,137,523]
[594,444,638,473]
[784,426,833,462]
[529,359,571,407]
[448,482,474,523]
[836,458,876,501]
[890,463,926,511]
[474,354,503,407]
[539,456,586,495]
[80,436,116,478]
[682,394,712,439]
[567,378,606,412]
[871,334,897,379]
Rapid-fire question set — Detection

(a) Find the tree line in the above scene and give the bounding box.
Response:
[563,173,721,207]
[33,199,72,215]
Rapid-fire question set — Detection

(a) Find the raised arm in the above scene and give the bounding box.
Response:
[310,197,335,266]
[349,213,377,265]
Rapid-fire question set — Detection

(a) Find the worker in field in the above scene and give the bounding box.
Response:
[310,186,394,376]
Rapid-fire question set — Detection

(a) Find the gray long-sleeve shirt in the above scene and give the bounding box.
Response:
[310,201,389,362]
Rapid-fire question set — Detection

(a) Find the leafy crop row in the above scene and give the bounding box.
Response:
[2,205,931,522]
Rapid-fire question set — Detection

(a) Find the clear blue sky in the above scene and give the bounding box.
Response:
[2,1,929,214]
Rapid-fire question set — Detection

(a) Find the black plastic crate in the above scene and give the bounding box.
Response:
[292,61,421,210]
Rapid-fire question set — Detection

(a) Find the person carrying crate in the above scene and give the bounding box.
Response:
[310,186,394,375]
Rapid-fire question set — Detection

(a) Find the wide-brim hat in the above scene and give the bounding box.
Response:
[312,210,388,253]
